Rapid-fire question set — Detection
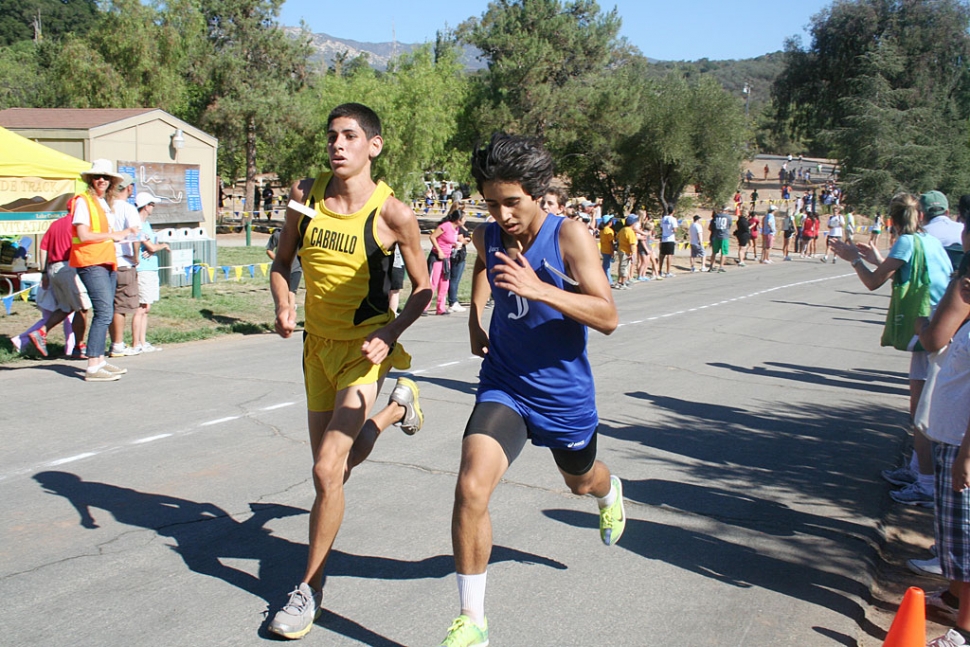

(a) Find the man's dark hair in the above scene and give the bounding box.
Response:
[544,185,568,206]
[958,194,970,223]
[470,133,554,198]
[327,103,382,139]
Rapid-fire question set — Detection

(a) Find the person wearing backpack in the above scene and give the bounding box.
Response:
[830,193,952,509]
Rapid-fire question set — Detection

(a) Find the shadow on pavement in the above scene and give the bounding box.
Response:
[611,390,905,511]
[33,471,564,644]
[586,385,909,643]
[543,508,884,642]
[771,299,886,314]
[414,374,479,397]
[705,361,909,397]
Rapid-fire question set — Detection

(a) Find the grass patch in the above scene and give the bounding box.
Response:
[0,246,478,364]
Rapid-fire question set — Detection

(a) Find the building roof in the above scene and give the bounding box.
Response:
[0,108,157,130]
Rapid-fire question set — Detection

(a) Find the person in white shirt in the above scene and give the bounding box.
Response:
[108,174,144,357]
[658,208,678,277]
[688,214,706,272]
[921,190,965,267]
[821,206,845,264]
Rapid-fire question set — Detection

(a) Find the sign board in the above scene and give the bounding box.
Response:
[170,248,194,272]
[118,161,204,225]
[0,177,75,207]
[0,217,58,236]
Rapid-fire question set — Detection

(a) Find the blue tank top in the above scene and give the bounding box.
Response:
[478,215,598,440]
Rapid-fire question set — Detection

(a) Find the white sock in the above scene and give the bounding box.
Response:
[457,572,487,623]
[87,361,106,374]
[908,452,919,473]
[917,472,934,492]
[596,478,617,509]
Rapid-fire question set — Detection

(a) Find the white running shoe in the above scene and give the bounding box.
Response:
[928,629,969,647]
[269,583,322,640]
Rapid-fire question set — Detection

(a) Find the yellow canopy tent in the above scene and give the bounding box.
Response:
[0,126,88,237]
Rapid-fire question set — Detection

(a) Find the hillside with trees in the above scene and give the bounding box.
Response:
[4,0,965,213]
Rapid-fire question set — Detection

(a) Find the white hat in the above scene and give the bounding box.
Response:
[768,204,777,211]
[135,192,159,210]
[81,159,122,183]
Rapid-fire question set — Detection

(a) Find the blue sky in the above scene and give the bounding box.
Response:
[280,0,833,61]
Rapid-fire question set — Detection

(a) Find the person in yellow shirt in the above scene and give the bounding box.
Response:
[615,215,638,288]
[267,103,432,640]
[599,216,616,286]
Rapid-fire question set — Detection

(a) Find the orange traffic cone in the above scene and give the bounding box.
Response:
[884,586,926,647]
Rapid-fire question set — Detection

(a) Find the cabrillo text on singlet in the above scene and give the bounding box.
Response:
[309,228,358,254]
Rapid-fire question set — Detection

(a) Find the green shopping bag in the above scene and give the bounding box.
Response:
[881,235,931,351]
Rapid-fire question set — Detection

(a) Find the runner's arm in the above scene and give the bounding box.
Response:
[491,218,617,335]
[361,197,432,363]
[918,277,970,352]
[271,178,313,338]
[468,226,491,357]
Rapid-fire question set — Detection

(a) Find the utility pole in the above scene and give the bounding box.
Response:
[743,83,750,118]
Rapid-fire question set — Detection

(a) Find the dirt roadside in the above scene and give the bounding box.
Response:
[863,489,952,645]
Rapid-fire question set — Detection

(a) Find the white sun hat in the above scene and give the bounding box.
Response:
[80,159,123,183]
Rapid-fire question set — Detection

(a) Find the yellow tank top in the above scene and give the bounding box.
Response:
[299,172,396,340]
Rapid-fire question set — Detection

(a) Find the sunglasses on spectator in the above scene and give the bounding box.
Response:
[90,175,112,181]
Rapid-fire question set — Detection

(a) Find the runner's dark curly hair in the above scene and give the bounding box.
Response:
[470,133,554,199]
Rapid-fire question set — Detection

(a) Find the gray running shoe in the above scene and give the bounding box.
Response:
[85,367,121,382]
[908,555,944,577]
[390,377,423,435]
[269,583,322,640]
[102,363,128,375]
[889,481,933,507]
[881,465,917,487]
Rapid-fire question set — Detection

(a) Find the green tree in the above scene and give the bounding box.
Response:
[0,40,51,109]
[196,0,310,214]
[558,54,652,215]
[564,64,747,215]
[79,0,206,115]
[774,0,970,208]
[832,39,970,209]
[773,0,970,152]
[276,42,468,202]
[0,0,99,47]
[457,0,622,142]
[42,34,129,108]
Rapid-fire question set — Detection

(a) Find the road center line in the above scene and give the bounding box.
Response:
[200,416,240,427]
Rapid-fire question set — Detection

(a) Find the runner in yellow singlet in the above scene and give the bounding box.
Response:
[267,103,432,640]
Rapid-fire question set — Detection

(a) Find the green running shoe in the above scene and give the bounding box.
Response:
[439,614,489,647]
[600,475,626,546]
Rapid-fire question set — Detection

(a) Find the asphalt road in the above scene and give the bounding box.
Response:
[0,256,911,646]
